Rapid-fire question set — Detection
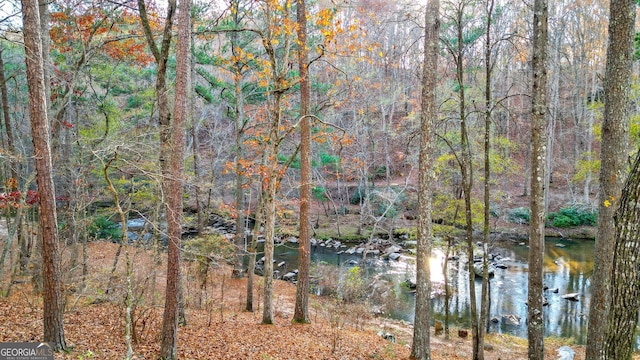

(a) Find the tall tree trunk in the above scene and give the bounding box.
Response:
[479,0,495,347]
[190,22,203,235]
[159,0,189,357]
[102,156,134,359]
[22,0,66,350]
[528,0,549,357]
[0,45,26,272]
[260,0,293,325]
[293,0,311,324]
[231,3,246,278]
[455,4,480,358]
[0,45,18,182]
[586,0,634,357]
[410,0,438,357]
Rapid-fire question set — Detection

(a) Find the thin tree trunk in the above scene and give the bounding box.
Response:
[293,0,311,324]
[0,44,26,273]
[231,0,247,279]
[455,4,480,357]
[247,191,265,312]
[262,167,277,324]
[102,156,134,359]
[528,0,549,357]
[586,0,634,357]
[410,0,438,357]
[479,0,495,346]
[159,0,189,357]
[0,46,18,182]
[22,0,66,350]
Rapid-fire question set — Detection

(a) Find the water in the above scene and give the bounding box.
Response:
[263,237,638,347]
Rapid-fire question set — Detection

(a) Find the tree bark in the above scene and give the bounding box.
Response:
[231,0,246,279]
[262,160,277,324]
[293,0,311,324]
[479,0,495,347]
[603,151,640,359]
[454,3,480,357]
[159,0,189,357]
[410,0,438,358]
[586,0,634,358]
[246,191,265,312]
[528,0,549,357]
[22,0,67,350]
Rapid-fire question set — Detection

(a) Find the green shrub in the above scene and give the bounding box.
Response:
[319,152,340,166]
[88,215,123,240]
[375,202,397,218]
[507,207,531,224]
[350,186,366,205]
[548,205,597,228]
[313,186,327,201]
[339,266,366,303]
[183,233,235,265]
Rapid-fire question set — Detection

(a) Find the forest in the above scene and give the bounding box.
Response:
[0,0,639,359]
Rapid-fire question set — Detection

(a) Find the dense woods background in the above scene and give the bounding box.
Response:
[0,0,639,359]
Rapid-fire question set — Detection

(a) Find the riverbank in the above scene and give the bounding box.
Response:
[302,211,597,243]
[0,240,599,359]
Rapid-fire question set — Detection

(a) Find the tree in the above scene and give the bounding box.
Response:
[410,0,438,358]
[604,154,640,359]
[228,0,250,280]
[586,0,634,357]
[479,0,495,351]
[528,0,548,357]
[250,0,298,325]
[441,1,481,356]
[158,0,190,358]
[293,0,311,324]
[21,0,67,350]
[0,44,18,183]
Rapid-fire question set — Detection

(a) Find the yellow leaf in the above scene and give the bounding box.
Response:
[379,51,384,57]
[604,199,611,207]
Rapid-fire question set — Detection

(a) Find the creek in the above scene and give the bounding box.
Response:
[262,236,639,348]
[122,216,637,348]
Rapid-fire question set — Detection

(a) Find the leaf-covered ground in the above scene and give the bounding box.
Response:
[0,241,601,359]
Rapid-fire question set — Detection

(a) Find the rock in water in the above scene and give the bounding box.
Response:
[404,279,417,289]
[561,293,580,301]
[282,272,297,281]
[473,263,495,277]
[556,346,575,360]
[502,314,521,326]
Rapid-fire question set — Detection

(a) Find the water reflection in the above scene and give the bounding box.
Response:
[262,237,637,346]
